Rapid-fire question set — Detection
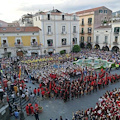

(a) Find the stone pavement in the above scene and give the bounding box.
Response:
[10,69,120,120]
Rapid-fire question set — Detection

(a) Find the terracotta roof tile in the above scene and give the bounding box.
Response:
[0,27,40,33]
[76,6,104,14]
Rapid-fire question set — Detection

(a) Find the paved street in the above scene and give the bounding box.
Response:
[10,69,120,120]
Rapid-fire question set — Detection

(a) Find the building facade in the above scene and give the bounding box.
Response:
[94,25,112,50]
[111,21,120,52]
[0,27,41,58]
[76,6,112,49]
[33,9,79,54]
[19,14,33,27]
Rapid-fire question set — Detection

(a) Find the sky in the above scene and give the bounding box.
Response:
[0,0,120,23]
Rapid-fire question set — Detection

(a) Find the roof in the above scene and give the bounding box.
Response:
[95,25,111,29]
[0,27,41,33]
[76,6,104,14]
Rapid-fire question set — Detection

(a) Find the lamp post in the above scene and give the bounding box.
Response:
[18,66,25,120]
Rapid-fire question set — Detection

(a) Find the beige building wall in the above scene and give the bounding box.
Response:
[79,12,94,44]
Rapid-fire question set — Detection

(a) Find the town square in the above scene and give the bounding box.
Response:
[0,0,120,120]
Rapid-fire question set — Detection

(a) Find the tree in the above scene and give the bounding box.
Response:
[72,45,80,53]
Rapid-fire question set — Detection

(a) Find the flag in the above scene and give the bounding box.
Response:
[19,66,21,79]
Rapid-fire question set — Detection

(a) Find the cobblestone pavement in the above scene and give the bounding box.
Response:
[10,69,120,120]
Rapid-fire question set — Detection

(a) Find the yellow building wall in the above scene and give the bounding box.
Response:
[37,35,40,45]
[21,36,31,46]
[0,34,40,47]
[79,14,94,42]
[7,36,15,47]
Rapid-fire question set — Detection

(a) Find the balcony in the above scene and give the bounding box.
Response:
[14,42,23,48]
[80,32,84,35]
[81,23,84,26]
[1,43,8,48]
[61,31,67,35]
[47,32,53,36]
[114,32,119,35]
[88,32,92,35]
[95,41,99,44]
[103,41,108,45]
[31,42,38,47]
[46,45,54,49]
[113,41,118,45]
[88,22,92,26]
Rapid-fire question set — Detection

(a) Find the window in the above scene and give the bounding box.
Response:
[88,28,92,33]
[81,36,84,42]
[88,18,92,24]
[48,14,50,20]
[32,39,36,43]
[82,19,84,25]
[36,17,37,21]
[48,26,51,33]
[115,36,118,42]
[96,36,99,43]
[104,10,107,13]
[62,15,65,20]
[105,36,108,43]
[31,39,37,45]
[17,39,21,44]
[73,38,77,44]
[114,27,119,33]
[62,26,65,32]
[39,16,40,20]
[62,38,67,45]
[99,10,103,13]
[73,15,76,20]
[47,39,53,46]
[73,26,76,33]
[81,28,84,33]
[87,37,91,43]
[4,48,7,52]
[3,40,6,44]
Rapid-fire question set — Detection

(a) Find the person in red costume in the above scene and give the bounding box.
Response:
[26,104,29,115]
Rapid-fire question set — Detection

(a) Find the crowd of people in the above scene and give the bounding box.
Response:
[73,88,120,120]
[0,49,120,120]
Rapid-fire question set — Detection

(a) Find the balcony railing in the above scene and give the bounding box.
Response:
[95,41,99,44]
[88,32,92,34]
[47,32,53,35]
[14,42,23,47]
[31,42,38,47]
[114,32,119,35]
[61,31,67,35]
[1,43,8,47]
[113,41,118,45]
[73,31,77,34]
[81,23,84,26]
[80,32,84,34]
[103,41,108,44]
[88,22,92,25]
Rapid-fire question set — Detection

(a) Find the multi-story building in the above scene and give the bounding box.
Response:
[0,27,41,58]
[19,14,33,27]
[33,9,79,54]
[111,17,120,52]
[76,6,112,49]
[94,25,112,50]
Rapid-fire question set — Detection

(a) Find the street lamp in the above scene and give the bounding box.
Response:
[18,66,25,120]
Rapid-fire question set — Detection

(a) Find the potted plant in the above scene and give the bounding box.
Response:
[38,106,43,113]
